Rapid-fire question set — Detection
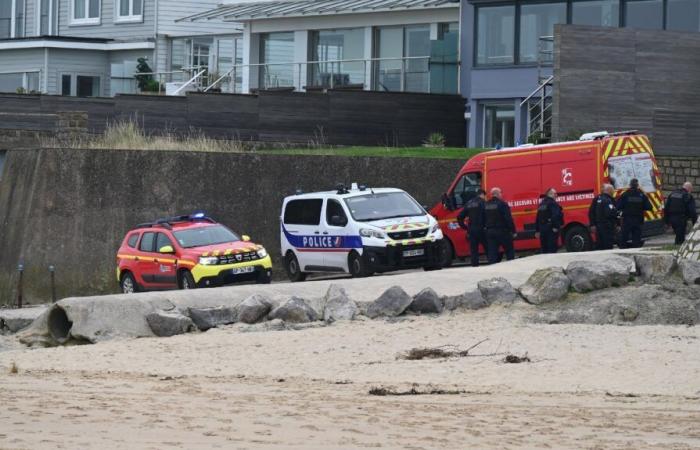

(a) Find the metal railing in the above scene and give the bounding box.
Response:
[521,35,556,143]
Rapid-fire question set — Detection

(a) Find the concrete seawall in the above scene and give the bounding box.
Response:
[0,148,464,306]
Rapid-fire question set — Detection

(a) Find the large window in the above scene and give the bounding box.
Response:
[625,0,663,29]
[72,0,100,25]
[0,0,11,38]
[259,32,295,89]
[477,6,516,65]
[310,28,365,88]
[520,3,567,63]
[572,0,620,26]
[0,0,22,38]
[284,199,323,226]
[374,25,431,93]
[38,0,55,34]
[667,0,700,31]
[215,37,243,93]
[77,75,100,96]
[0,71,39,93]
[117,0,142,22]
[484,104,515,148]
[430,22,460,94]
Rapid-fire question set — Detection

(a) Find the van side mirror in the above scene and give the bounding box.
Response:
[330,215,347,227]
[241,235,251,242]
[159,245,175,254]
[441,193,454,211]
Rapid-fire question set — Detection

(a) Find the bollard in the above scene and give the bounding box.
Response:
[17,263,24,309]
[49,265,56,303]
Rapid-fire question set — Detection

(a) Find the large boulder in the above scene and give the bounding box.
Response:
[146,310,196,337]
[602,256,636,285]
[0,306,47,334]
[679,259,700,285]
[566,258,632,293]
[269,297,318,323]
[236,294,273,324]
[408,288,443,314]
[477,278,520,305]
[187,306,237,331]
[443,289,488,311]
[518,267,571,305]
[323,285,358,322]
[365,286,413,318]
[634,254,677,284]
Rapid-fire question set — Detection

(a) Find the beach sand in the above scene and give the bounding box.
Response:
[1,304,699,449]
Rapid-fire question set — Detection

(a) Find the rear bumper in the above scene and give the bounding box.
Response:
[363,240,442,271]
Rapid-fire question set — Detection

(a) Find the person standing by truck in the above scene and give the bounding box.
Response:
[535,188,563,254]
[589,184,619,250]
[457,189,487,266]
[617,178,652,248]
[485,187,516,264]
[664,182,698,244]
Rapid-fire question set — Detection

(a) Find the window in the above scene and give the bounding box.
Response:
[139,232,155,252]
[625,0,663,29]
[451,173,483,208]
[259,32,295,89]
[477,6,516,65]
[173,225,240,248]
[116,0,142,22]
[374,25,431,93]
[430,22,460,94]
[155,233,174,252]
[519,2,567,64]
[72,0,100,25]
[284,199,323,226]
[344,192,424,222]
[0,0,11,38]
[484,104,515,148]
[326,200,348,227]
[127,233,140,248]
[572,0,620,26]
[0,72,39,93]
[61,74,71,95]
[14,0,23,36]
[76,75,100,97]
[215,37,243,93]
[667,0,700,31]
[310,28,365,88]
[38,0,55,34]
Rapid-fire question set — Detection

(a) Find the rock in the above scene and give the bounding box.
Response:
[408,288,443,314]
[0,306,47,334]
[443,289,488,311]
[187,306,237,331]
[602,256,635,285]
[146,310,196,337]
[566,259,631,293]
[518,267,571,305]
[269,297,318,323]
[365,286,413,318]
[236,294,273,324]
[676,221,700,261]
[634,254,677,284]
[477,278,520,304]
[679,259,700,285]
[323,285,358,322]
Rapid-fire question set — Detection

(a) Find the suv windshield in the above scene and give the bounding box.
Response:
[173,225,240,248]
[344,192,424,222]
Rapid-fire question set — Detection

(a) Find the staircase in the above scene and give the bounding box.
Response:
[520,36,554,144]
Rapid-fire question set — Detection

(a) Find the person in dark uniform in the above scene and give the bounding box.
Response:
[588,184,619,250]
[616,178,652,248]
[664,182,698,245]
[535,188,564,254]
[458,189,488,267]
[485,187,517,264]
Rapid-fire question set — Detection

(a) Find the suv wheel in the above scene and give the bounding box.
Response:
[285,252,307,282]
[179,271,196,289]
[120,272,139,294]
[348,252,370,278]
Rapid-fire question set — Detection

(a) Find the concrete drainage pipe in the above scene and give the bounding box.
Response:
[47,306,72,344]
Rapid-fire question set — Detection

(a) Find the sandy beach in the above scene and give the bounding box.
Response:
[1,303,699,449]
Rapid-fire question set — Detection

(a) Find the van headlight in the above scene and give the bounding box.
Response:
[257,248,268,258]
[431,223,440,234]
[198,256,219,265]
[360,228,386,239]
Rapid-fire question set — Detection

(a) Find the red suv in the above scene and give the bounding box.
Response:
[116,213,272,293]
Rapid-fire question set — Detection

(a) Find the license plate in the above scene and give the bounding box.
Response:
[403,249,425,258]
[232,266,255,275]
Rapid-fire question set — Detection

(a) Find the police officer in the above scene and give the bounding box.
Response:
[458,189,487,266]
[616,178,652,248]
[535,188,563,254]
[485,187,516,264]
[664,182,698,245]
[588,184,619,250]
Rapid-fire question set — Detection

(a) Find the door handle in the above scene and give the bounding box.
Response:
[314,231,320,234]
[323,231,329,235]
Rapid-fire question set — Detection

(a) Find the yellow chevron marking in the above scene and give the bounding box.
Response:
[612,138,625,157]
[212,250,220,257]
[603,140,615,160]
[224,249,232,256]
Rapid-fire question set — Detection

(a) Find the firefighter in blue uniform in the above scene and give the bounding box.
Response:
[485,187,517,264]
[535,188,564,254]
[458,189,487,267]
[664,182,698,245]
[616,178,653,248]
[588,184,619,250]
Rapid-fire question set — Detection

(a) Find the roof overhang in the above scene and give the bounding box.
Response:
[179,0,460,23]
[0,38,155,51]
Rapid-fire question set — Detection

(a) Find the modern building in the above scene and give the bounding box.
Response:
[460,0,700,148]
[0,0,240,96]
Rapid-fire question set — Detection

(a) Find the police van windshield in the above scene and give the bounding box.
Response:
[173,225,240,248]
[608,154,658,193]
[344,192,425,222]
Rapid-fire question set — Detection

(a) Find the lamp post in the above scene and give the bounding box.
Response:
[16,263,24,309]
[49,265,56,303]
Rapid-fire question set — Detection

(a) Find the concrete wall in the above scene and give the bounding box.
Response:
[553,25,700,156]
[0,148,465,306]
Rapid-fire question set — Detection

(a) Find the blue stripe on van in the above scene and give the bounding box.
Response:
[282,226,363,250]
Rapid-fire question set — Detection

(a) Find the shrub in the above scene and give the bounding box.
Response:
[424,132,446,148]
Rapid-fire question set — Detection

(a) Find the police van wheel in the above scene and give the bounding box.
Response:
[179,271,196,290]
[285,252,307,282]
[120,272,140,294]
[348,252,370,278]
[438,239,454,268]
[564,226,592,252]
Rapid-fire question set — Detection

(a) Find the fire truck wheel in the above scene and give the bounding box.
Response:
[438,238,454,268]
[120,272,140,294]
[564,226,592,252]
[348,252,371,278]
[179,271,196,289]
[285,252,307,282]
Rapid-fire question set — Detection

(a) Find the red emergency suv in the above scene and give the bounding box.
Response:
[116,213,272,293]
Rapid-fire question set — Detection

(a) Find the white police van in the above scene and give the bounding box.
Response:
[280,184,445,281]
